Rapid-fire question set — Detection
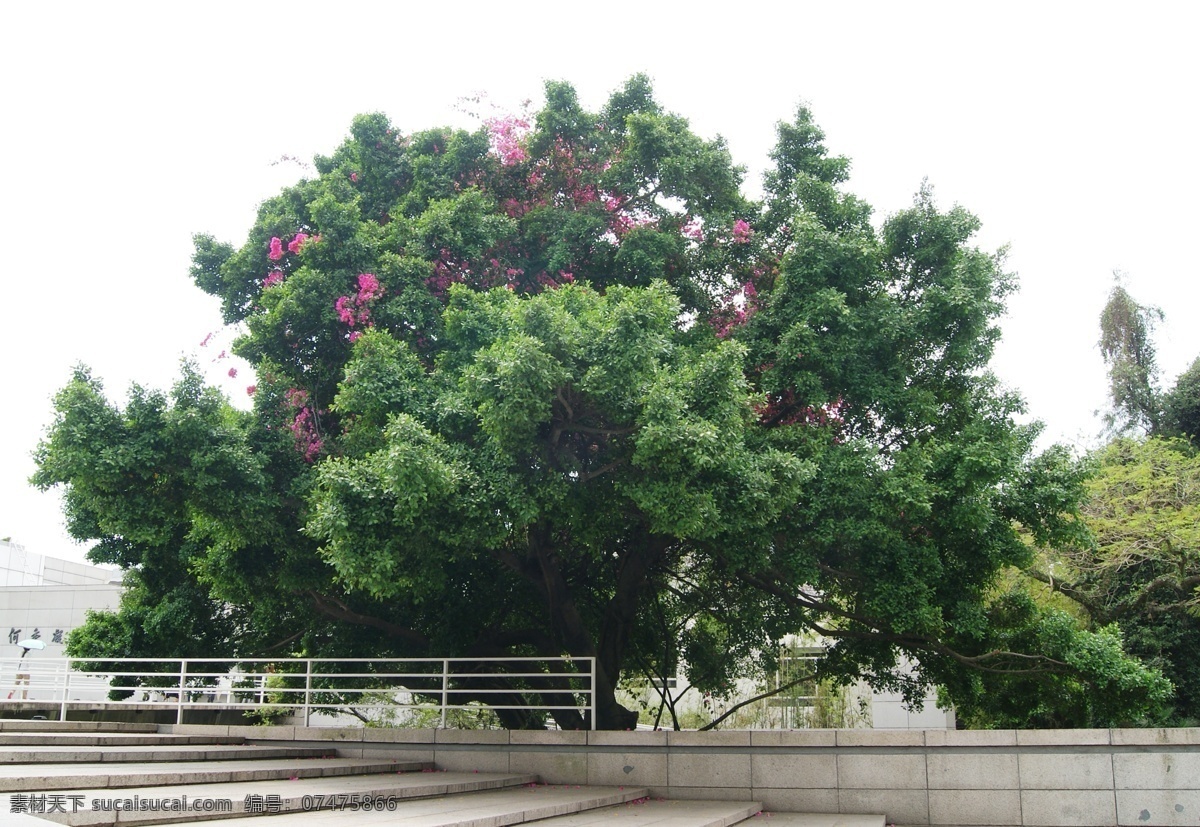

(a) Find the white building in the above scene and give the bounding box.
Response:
[0,540,123,659]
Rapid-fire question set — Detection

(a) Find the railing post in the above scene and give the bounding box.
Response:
[303,660,312,727]
[177,660,187,725]
[60,659,71,722]
[590,657,597,731]
[440,659,449,729]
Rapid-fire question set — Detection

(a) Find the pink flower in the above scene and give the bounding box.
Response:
[732,219,753,244]
[264,270,284,288]
[335,296,356,326]
[199,332,214,348]
[349,172,359,182]
[356,273,382,301]
[287,233,309,254]
[348,330,362,343]
[682,217,705,241]
[246,385,257,396]
[228,368,238,378]
[486,115,531,166]
[268,237,285,260]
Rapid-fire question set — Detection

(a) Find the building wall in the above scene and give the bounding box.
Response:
[0,540,120,588]
[871,686,957,730]
[0,542,123,699]
[0,584,124,655]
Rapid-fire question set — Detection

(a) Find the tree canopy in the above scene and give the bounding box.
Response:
[1023,436,1200,725]
[34,77,1168,729]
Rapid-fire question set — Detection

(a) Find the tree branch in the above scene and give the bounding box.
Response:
[306,591,430,647]
[739,570,1073,676]
[699,670,816,731]
[261,630,305,654]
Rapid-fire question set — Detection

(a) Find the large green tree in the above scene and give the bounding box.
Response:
[34,77,1167,728]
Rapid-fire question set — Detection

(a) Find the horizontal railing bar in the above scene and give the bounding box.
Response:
[0,656,596,728]
[0,657,592,663]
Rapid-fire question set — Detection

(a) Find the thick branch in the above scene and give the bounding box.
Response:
[306,591,430,647]
[261,631,305,654]
[1023,568,1099,614]
[739,570,1073,677]
[565,424,637,436]
[1124,573,1200,615]
[578,459,627,483]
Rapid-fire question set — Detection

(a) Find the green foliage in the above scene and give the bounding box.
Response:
[1025,437,1200,723]
[1162,357,1200,446]
[944,589,1173,728]
[32,77,1158,729]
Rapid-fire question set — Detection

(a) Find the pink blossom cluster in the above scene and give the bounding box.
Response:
[264,233,315,288]
[609,210,657,239]
[486,115,531,166]
[681,217,705,242]
[289,406,323,462]
[427,249,475,298]
[356,272,382,301]
[335,273,385,331]
[599,192,654,239]
[533,270,575,290]
[283,387,322,461]
[732,219,753,244]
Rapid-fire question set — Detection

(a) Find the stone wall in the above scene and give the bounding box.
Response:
[160,724,1200,826]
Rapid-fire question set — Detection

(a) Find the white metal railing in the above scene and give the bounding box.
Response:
[0,656,596,729]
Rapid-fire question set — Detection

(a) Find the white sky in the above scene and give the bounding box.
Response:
[2,2,1197,565]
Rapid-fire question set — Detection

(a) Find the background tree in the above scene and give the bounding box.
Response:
[1001,282,1200,725]
[34,77,1169,728]
[1024,437,1200,723]
[1098,279,1164,435]
[1162,358,1200,446]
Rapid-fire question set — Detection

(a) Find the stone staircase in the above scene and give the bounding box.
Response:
[0,721,884,827]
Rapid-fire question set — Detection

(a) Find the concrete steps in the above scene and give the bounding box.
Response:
[0,733,246,746]
[0,743,336,764]
[182,785,664,827]
[0,722,885,827]
[0,722,160,733]
[9,770,554,825]
[0,756,431,791]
